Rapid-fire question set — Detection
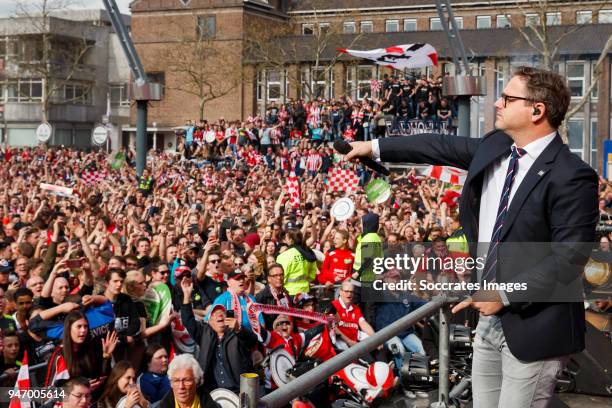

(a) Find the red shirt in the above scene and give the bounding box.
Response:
[318,248,354,284]
[332,299,364,342]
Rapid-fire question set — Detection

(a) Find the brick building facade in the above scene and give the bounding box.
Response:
[129,0,612,170]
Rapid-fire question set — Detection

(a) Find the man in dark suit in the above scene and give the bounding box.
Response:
[345,66,598,408]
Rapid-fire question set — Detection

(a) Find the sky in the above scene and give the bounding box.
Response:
[0,0,132,17]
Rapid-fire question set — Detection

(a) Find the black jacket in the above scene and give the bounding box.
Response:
[180,304,258,391]
[379,131,598,362]
[255,285,292,329]
[156,385,220,408]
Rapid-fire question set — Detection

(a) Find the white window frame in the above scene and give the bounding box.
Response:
[476,15,491,29]
[266,70,283,101]
[546,12,562,26]
[576,10,592,24]
[430,17,442,30]
[525,13,540,27]
[403,18,417,32]
[109,83,129,107]
[567,118,585,159]
[591,118,598,166]
[360,21,373,33]
[343,21,356,34]
[385,19,400,32]
[453,17,464,29]
[566,61,585,98]
[598,9,612,23]
[496,14,511,28]
[302,23,314,35]
[6,78,43,103]
[356,65,374,100]
[318,22,330,35]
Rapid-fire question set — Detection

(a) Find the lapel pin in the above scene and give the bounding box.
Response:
[537,170,545,177]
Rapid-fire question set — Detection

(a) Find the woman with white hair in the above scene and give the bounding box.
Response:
[156,354,220,408]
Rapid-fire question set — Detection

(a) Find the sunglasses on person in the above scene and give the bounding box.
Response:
[209,258,221,264]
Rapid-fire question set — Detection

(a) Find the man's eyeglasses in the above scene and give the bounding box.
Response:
[209,259,221,264]
[170,377,195,386]
[70,393,92,401]
[277,321,291,327]
[500,93,534,108]
[269,273,284,278]
[157,269,169,275]
[342,289,354,294]
[234,262,245,267]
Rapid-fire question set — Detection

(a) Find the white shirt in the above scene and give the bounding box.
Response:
[478,131,557,245]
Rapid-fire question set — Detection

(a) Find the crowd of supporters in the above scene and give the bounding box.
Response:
[0,93,609,407]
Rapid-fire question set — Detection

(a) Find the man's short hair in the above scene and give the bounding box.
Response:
[14,287,33,300]
[513,66,571,129]
[64,377,90,395]
[104,268,126,282]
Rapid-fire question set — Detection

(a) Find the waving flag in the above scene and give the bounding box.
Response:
[285,173,301,208]
[327,168,360,193]
[338,43,438,70]
[9,352,30,408]
[428,165,468,185]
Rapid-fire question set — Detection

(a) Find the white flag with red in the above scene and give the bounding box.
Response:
[285,173,301,208]
[338,43,438,70]
[81,168,108,186]
[9,351,31,408]
[428,165,467,185]
[327,168,360,193]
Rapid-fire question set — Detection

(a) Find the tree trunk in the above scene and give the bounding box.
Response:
[199,99,205,121]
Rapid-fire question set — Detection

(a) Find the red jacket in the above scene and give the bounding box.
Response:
[318,248,354,284]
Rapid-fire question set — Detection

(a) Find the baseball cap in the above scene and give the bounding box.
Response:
[273,314,292,329]
[294,292,316,308]
[227,270,245,280]
[0,258,11,273]
[209,304,227,315]
[174,266,192,280]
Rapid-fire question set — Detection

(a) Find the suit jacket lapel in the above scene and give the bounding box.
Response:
[460,132,512,243]
[499,134,564,241]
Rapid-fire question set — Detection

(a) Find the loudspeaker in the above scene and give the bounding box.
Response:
[557,322,612,396]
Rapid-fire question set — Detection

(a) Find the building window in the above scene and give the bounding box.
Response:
[109,83,129,107]
[360,21,373,33]
[357,66,373,100]
[599,9,612,23]
[431,17,462,30]
[63,83,91,105]
[477,16,491,29]
[403,19,417,32]
[576,10,592,24]
[267,70,282,100]
[568,119,584,159]
[591,62,599,99]
[386,20,399,32]
[196,16,215,39]
[343,22,356,34]
[430,18,442,30]
[311,67,326,99]
[566,62,585,97]
[525,13,540,27]
[546,12,561,26]
[319,23,330,35]
[497,14,511,28]
[591,118,598,166]
[302,24,314,35]
[6,78,43,102]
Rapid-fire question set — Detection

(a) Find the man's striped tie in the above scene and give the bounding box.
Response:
[481,146,527,283]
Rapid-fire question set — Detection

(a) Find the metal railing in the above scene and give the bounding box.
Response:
[256,294,453,408]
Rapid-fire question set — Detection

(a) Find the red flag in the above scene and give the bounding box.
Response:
[81,169,108,186]
[327,168,359,193]
[285,173,301,208]
[428,165,467,185]
[9,352,31,408]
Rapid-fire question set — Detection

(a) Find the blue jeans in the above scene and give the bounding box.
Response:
[386,333,425,371]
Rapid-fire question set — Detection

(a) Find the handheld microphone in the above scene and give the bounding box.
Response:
[333,140,390,176]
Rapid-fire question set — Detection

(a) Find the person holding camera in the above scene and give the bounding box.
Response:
[180,279,257,393]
